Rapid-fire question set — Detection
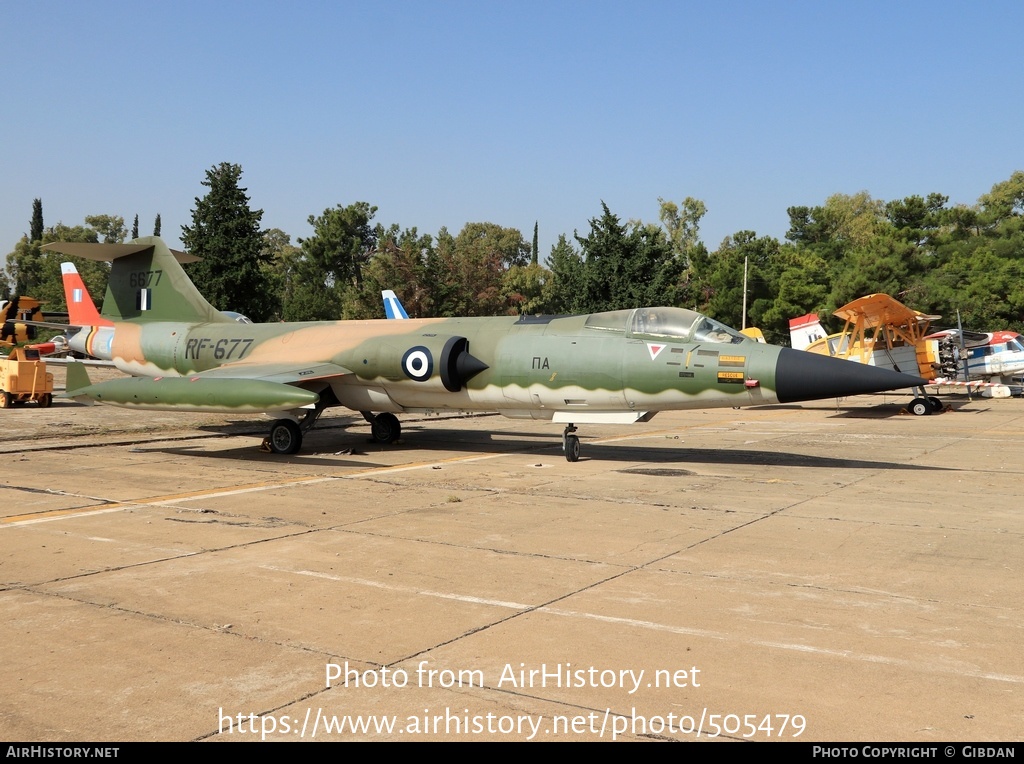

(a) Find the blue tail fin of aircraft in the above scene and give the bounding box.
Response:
[382,290,409,320]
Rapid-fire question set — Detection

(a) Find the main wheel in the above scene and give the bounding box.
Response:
[268,419,302,454]
[371,412,401,444]
[0,392,10,408]
[37,393,52,408]
[927,396,943,413]
[908,398,932,416]
[565,434,581,462]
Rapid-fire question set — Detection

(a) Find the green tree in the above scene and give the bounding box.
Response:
[6,236,41,296]
[180,163,270,320]
[339,225,436,320]
[40,224,110,310]
[659,196,706,264]
[701,231,779,331]
[885,193,948,246]
[30,199,43,242]
[153,214,161,237]
[502,262,554,315]
[84,215,127,244]
[6,215,117,303]
[284,202,378,320]
[757,245,831,344]
[546,234,584,313]
[573,202,681,312]
[259,228,300,321]
[978,170,1024,225]
[131,214,139,240]
[5,222,110,309]
[426,222,528,316]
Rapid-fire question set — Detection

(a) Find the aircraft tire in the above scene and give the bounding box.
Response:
[372,412,401,444]
[908,398,932,416]
[565,434,581,462]
[37,393,52,408]
[268,419,302,454]
[927,396,944,413]
[0,392,10,408]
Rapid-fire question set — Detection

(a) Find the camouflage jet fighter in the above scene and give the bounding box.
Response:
[44,237,924,460]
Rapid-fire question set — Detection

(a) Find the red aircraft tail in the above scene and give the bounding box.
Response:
[61,263,113,327]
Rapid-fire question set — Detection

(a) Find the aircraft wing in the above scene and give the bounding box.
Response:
[17,319,74,330]
[192,361,353,386]
[833,293,940,330]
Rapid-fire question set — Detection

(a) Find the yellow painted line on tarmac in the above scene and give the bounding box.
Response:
[1,505,134,526]
[0,452,520,525]
[0,475,335,527]
[1,414,771,526]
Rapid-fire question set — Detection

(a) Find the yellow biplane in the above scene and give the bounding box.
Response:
[789,294,944,415]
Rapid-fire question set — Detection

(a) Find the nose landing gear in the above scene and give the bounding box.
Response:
[562,423,580,462]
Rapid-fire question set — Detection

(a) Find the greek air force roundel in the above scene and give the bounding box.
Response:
[402,346,433,382]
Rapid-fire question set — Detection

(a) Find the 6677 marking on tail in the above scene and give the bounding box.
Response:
[128,270,163,287]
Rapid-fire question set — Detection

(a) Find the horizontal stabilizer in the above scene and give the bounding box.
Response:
[42,241,198,263]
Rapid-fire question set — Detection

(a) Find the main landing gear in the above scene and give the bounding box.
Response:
[360,411,402,444]
[369,412,402,444]
[265,399,329,455]
[562,423,580,462]
[265,408,402,455]
[267,419,302,454]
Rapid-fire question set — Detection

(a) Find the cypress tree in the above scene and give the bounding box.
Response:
[181,163,270,321]
[30,199,43,242]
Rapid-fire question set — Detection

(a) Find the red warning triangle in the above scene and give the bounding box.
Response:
[647,343,666,360]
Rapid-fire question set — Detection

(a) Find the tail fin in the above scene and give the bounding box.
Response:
[42,236,230,324]
[789,313,825,350]
[382,290,410,319]
[61,263,113,327]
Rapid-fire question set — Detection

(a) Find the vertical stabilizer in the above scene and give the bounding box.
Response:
[102,236,229,323]
[382,290,410,319]
[41,237,231,324]
[61,263,113,327]
[789,313,825,351]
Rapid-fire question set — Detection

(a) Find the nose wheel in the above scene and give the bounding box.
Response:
[907,386,945,416]
[562,424,580,462]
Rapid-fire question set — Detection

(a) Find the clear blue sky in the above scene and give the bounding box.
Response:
[2,0,1022,262]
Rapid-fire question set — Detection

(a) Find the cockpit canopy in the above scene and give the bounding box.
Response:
[584,307,748,344]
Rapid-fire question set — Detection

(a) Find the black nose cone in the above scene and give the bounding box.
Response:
[775,347,925,403]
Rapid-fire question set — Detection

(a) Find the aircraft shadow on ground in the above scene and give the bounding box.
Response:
[151,444,390,467]
[756,403,916,419]
[759,402,985,419]
[155,423,951,472]
[610,446,950,471]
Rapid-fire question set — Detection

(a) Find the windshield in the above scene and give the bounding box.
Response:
[586,307,749,344]
[691,316,748,344]
[629,308,701,339]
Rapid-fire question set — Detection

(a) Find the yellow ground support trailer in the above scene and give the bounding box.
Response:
[0,347,54,408]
